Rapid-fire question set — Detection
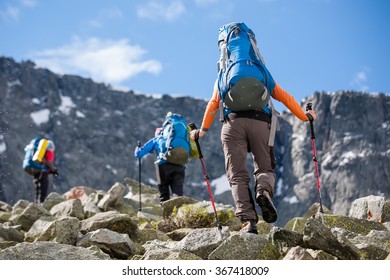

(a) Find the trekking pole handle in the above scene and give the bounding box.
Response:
[306,103,315,139]
[306,102,313,111]
[137,141,142,148]
[188,123,204,159]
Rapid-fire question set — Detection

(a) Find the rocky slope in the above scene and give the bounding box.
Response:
[0,179,389,260]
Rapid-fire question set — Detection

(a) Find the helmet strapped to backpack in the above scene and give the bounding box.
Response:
[46,140,55,151]
[217,22,274,112]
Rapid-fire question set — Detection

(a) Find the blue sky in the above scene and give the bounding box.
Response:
[1,0,389,112]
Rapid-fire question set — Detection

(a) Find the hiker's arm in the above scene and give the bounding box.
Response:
[272,84,316,121]
[43,150,57,173]
[199,80,220,135]
[134,138,155,158]
[44,160,56,172]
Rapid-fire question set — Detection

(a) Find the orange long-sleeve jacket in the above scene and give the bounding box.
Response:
[200,80,309,131]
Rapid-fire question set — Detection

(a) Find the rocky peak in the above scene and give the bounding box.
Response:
[0,56,389,227]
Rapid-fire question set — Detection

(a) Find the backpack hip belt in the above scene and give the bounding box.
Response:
[223,110,271,123]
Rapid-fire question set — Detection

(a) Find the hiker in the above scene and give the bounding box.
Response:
[23,137,58,203]
[190,22,317,234]
[134,112,191,203]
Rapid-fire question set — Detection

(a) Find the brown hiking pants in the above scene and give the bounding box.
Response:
[221,117,276,222]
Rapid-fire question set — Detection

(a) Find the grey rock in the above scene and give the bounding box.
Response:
[0,241,111,260]
[50,199,85,220]
[303,218,361,260]
[173,227,230,259]
[0,223,24,242]
[9,203,52,231]
[209,232,280,260]
[80,210,139,240]
[42,192,66,211]
[142,248,202,260]
[77,228,136,259]
[97,182,126,211]
[349,195,390,222]
[283,246,314,260]
[25,216,79,245]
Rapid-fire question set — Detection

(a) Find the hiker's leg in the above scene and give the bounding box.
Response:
[158,164,171,202]
[170,164,185,197]
[221,118,257,222]
[247,119,278,223]
[33,172,42,203]
[246,119,275,196]
[39,172,49,203]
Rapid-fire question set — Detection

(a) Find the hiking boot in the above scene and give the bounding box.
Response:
[240,220,258,234]
[256,190,278,223]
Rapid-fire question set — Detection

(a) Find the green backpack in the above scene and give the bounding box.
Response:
[187,125,199,159]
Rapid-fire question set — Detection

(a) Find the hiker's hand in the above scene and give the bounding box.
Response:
[190,129,205,140]
[198,129,206,138]
[306,110,317,121]
[51,169,59,176]
[134,147,141,157]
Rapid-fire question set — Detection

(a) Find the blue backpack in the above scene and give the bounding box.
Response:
[217,22,275,112]
[159,114,190,165]
[23,137,43,173]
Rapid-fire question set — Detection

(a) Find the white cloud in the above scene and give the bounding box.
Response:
[87,19,103,28]
[137,1,186,21]
[21,0,37,8]
[87,6,123,28]
[0,0,36,23]
[104,6,123,19]
[0,5,20,23]
[194,0,218,6]
[351,69,369,92]
[30,37,162,85]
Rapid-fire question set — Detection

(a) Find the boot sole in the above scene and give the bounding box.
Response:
[257,195,278,223]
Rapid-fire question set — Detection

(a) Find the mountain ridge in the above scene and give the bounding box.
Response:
[0,56,389,226]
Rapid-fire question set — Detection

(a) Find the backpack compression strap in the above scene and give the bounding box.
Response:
[163,121,174,160]
[268,98,280,147]
[218,26,240,74]
[248,33,266,65]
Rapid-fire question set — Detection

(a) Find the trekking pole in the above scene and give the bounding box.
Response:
[51,172,58,193]
[137,141,142,212]
[188,123,222,230]
[306,103,324,214]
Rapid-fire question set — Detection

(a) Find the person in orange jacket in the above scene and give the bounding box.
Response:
[191,79,317,234]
